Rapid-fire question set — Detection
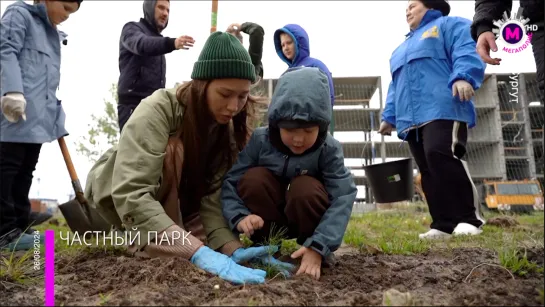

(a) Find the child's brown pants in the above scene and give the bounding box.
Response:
[237,167,330,245]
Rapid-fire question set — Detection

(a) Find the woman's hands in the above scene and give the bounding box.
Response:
[231,246,296,277]
[190,246,267,284]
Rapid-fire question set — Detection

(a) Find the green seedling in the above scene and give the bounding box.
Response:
[98,292,112,306]
[252,223,292,279]
[0,226,44,285]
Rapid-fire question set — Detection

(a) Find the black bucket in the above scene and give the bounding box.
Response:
[363,158,414,203]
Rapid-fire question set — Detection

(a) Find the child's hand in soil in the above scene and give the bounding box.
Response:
[291,246,322,280]
[236,214,264,237]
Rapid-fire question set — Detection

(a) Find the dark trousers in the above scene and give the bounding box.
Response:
[0,142,42,239]
[237,167,330,245]
[117,103,139,133]
[407,120,485,234]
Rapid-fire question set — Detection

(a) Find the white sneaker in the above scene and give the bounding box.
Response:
[453,223,482,236]
[418,229,451,240]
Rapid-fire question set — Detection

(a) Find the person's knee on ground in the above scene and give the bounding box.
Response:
[237,167,287,243]
[285,175,329,245]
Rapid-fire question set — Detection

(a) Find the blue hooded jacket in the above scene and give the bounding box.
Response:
[0,0,69,144]
[381,10,486,140]
[221,67,357,257]
[274,24,335,106]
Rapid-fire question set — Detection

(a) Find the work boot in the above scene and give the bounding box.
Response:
[0,228,44,252]
[28,211,53,227]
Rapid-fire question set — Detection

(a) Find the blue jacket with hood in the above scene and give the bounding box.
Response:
[221,67,357,257]
[274,24,335,106]
[381,10,486,140]
[0,0,70,144]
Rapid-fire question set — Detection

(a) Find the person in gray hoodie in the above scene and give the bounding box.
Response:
[221,67,357,280]
[116,0,195,132]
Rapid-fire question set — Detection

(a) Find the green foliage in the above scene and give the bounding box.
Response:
[76,84,119,163]
[499,248,543,276]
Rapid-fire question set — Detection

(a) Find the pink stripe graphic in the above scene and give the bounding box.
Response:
[45,230,55,306]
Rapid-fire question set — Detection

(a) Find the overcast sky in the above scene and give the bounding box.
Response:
[0,0,536,202]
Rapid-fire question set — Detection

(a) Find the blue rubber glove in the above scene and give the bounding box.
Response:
[231,245,279,263]
[190,246,266,284]
[232,246,296,277]
[255,253,296,277]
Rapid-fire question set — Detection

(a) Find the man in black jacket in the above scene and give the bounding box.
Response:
[226,22,265,81]
[471,0,544,163]
[117,0,194,132]
[226,22,268,126]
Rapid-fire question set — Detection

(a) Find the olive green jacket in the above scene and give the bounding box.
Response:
[84,87,239,251]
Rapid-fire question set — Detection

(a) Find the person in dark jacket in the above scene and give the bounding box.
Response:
[226,22,264,81]
[471,0,544,157]
[226,22,269,127]
[378,0,487,239]
[221,67,358,280]
[117,0,195,132]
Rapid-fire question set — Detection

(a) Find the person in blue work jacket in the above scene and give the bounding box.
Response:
[274,24,335,107]
[0,0,83,251]
[221,67,357,280]
[378,0,487,240]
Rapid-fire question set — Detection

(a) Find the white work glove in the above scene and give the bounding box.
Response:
[378,121,394,136]
[452,80,475,102]
[1,92,27,123]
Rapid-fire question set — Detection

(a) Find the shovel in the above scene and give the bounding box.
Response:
[57,137,111,236]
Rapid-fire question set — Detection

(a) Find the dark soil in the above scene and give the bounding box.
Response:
[1,246,543,306]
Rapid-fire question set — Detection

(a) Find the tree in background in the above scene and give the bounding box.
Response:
[76,83,119,163]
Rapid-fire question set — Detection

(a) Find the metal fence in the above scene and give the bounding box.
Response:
[260,72,544,213]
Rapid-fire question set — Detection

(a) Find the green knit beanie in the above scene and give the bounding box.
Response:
[191,32,256,83]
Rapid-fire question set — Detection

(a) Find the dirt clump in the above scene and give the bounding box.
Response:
[487,216,520,228]
[0,247,543,306]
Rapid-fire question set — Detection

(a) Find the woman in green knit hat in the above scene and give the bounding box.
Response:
[84,32,291,284]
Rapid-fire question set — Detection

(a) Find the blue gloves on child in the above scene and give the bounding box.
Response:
[190,246,267,284]
[231,245,296,277]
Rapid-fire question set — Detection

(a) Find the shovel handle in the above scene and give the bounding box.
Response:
[58,137,87,205]
[58,137,78,180]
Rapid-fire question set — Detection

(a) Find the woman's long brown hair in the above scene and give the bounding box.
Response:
[175,80,267,208]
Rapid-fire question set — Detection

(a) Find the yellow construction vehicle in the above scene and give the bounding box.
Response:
[479,179,544,212]
[414,173,544,212]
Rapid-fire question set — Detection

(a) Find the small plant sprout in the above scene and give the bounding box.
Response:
[250,223,293,279]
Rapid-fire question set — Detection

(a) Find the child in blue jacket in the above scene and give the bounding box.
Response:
[222,67,357,280]
[0,0,82,251]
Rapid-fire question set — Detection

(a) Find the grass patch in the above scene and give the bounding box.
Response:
[538,288,544,305]
[3,206,543,286]
[498,248,544,276]
[0,247,39,285]
[344,207,545,257]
